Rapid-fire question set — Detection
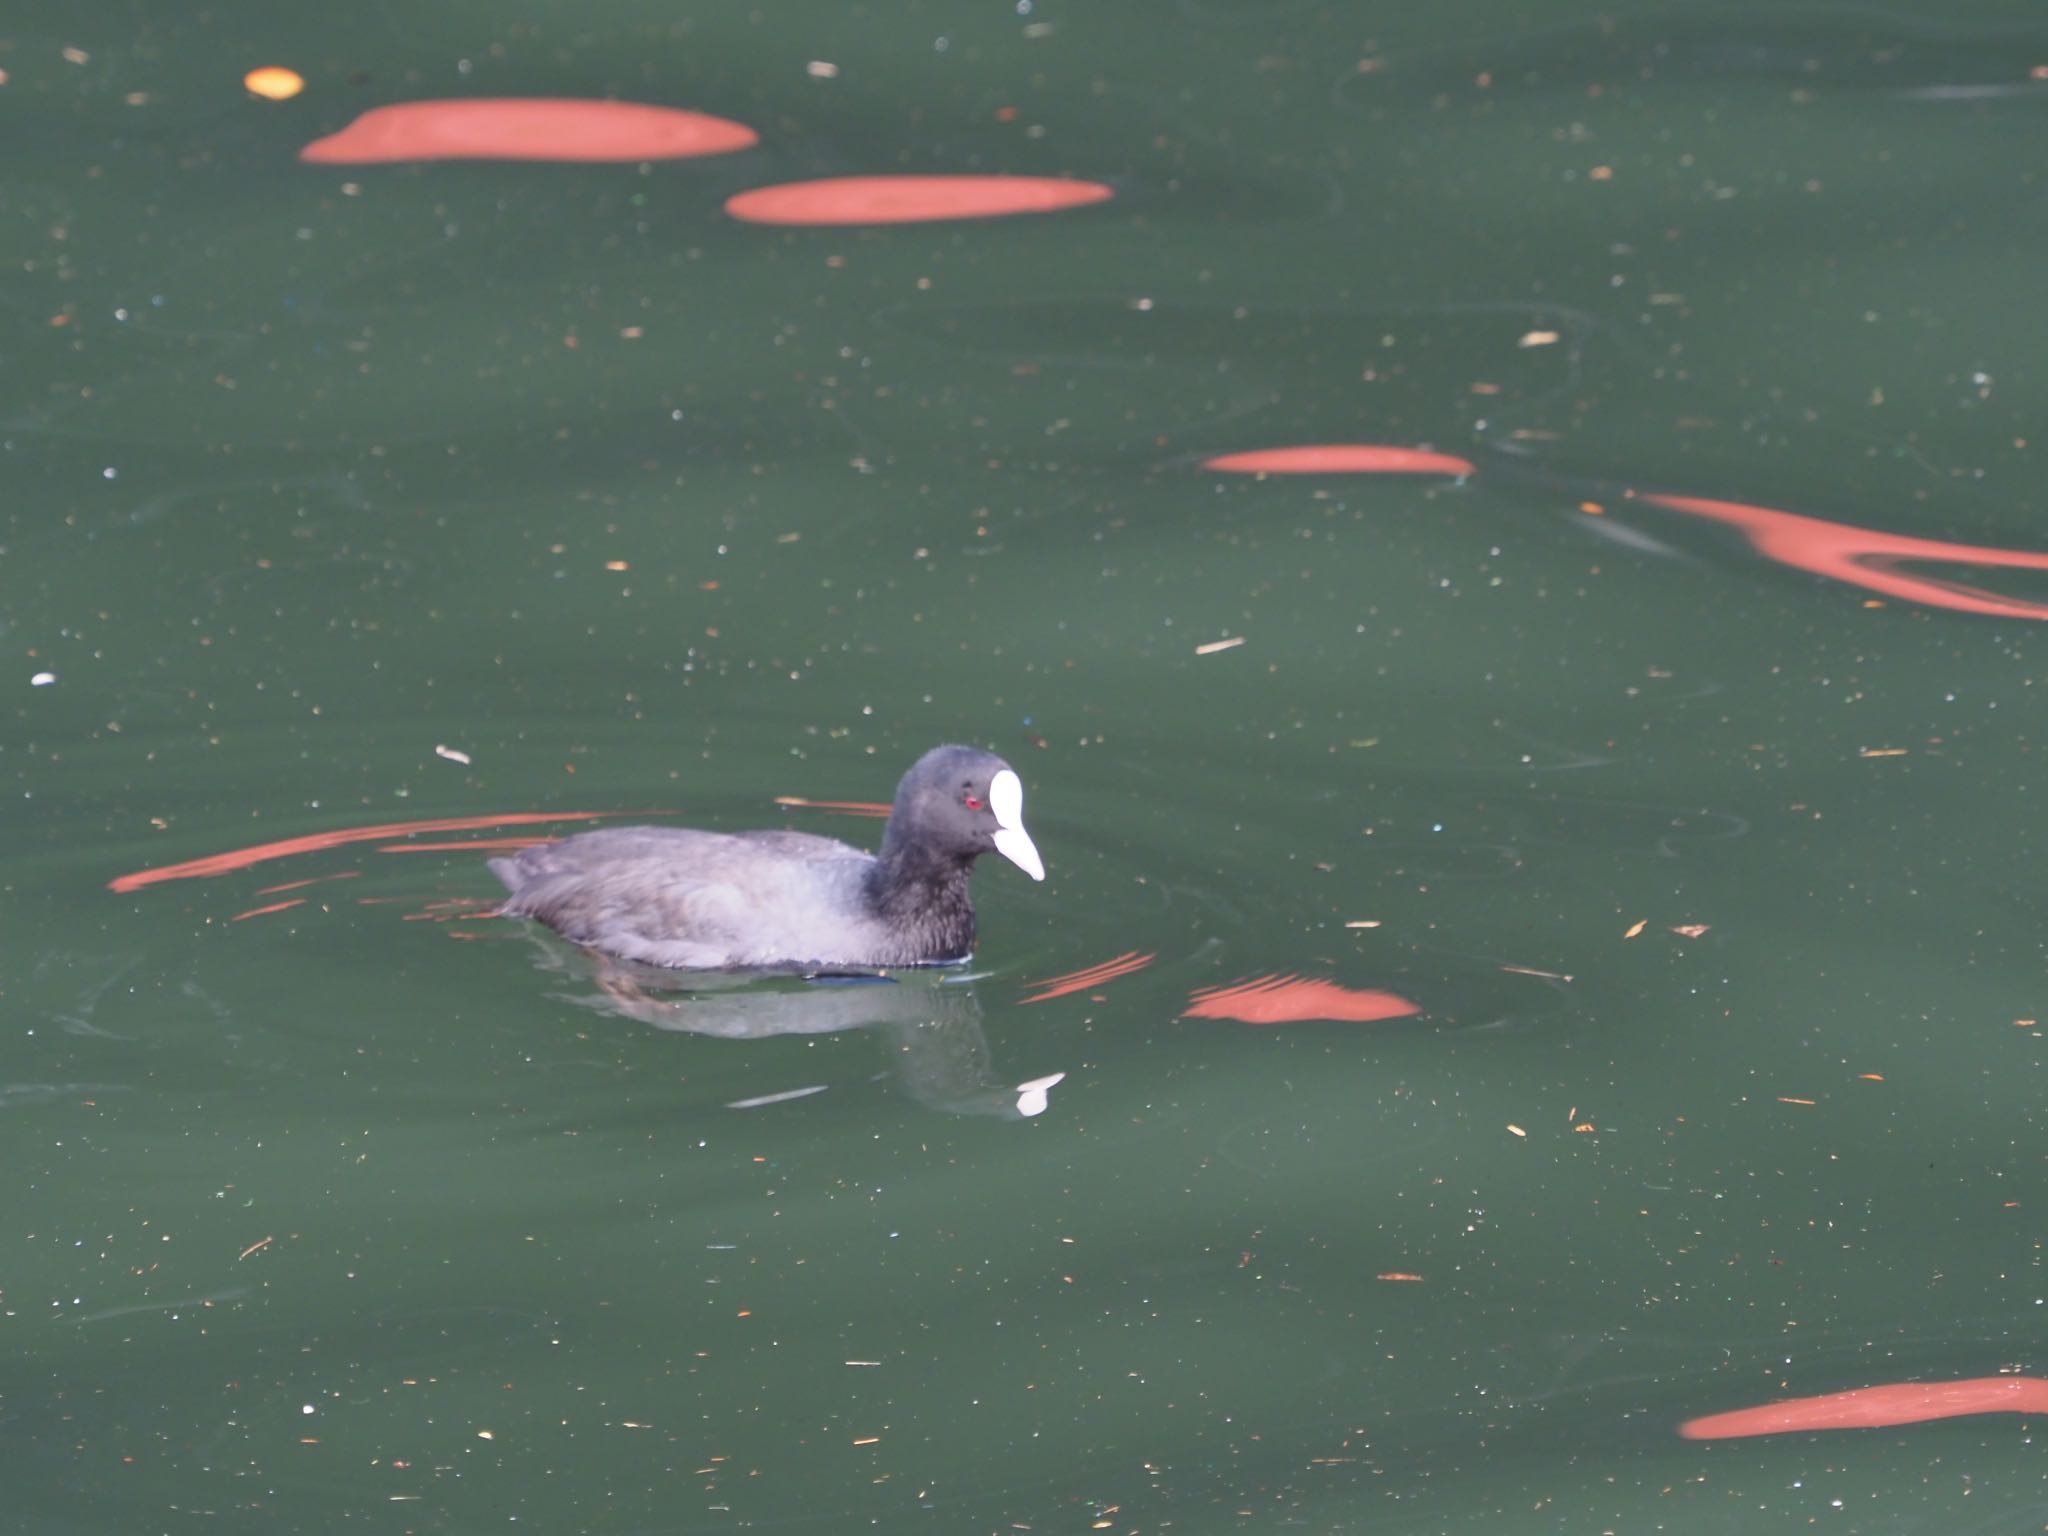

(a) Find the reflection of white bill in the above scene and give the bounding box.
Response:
[1014,1072,1065,1118]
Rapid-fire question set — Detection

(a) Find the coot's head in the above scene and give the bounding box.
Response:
[887,744,1045,880]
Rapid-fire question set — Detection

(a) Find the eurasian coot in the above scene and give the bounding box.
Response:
[490,744,1044,969]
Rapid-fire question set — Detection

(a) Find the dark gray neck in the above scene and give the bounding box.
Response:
[867,838,978,963]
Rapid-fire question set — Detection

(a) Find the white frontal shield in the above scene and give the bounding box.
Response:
[987,768,1045,881]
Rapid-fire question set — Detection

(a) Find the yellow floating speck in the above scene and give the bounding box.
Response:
[244,66,304,101]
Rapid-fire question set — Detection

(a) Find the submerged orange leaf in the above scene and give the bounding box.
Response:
[231,898,305,923]
[110,811,624,892]
[1644,491,2048,621]
[1020,951,1156,1004]
[772,796,891,818]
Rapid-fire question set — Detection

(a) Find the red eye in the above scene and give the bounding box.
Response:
[964,795,984,810]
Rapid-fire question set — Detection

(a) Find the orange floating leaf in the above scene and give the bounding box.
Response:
[1681,1377,2048,1439]
[1203,444,1475,477]
[1183,974,1421,1025]
[726,175,1114,226]
[301,98,759,164]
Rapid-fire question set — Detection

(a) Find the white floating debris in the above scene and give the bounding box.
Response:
[30,672,56,687]
[725,1084,830,1110]
[434,744,472,765]
[1194,637,1245,656]
[1014,1071,1065,1118]
[806,60,840,78]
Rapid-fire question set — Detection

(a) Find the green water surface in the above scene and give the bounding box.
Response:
[6,1,2047,1530]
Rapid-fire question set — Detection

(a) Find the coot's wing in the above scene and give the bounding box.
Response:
[490,824,874,969]
[490,828,763,967]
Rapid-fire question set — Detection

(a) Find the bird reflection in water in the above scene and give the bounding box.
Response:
[522,933,1064,1120]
